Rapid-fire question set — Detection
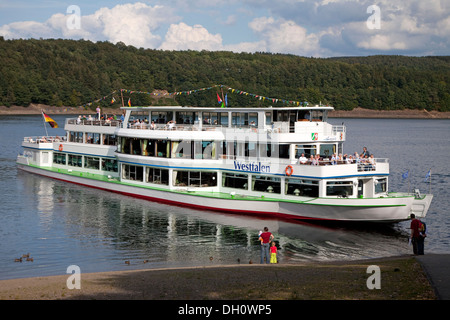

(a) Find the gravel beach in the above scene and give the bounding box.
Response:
[0,256,436,300]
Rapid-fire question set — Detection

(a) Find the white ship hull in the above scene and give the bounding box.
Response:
[17,162,432,223]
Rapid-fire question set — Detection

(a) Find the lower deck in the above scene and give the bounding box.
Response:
[19,140,390,202]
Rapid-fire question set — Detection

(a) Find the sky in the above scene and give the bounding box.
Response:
[0,0,449,57]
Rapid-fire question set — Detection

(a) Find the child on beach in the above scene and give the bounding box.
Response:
[270,241,277,264]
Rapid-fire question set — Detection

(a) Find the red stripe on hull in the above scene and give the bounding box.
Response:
[18,166,336,222]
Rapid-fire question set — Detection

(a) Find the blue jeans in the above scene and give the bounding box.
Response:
[412,237,424,255]
[261,243,270,264]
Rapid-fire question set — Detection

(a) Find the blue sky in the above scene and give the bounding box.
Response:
[1,0,449,57]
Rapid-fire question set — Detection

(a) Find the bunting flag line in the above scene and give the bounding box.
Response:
[78,85,321,109]
[42,111,58,128]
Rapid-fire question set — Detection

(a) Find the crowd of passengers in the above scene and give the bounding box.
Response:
[76,114,123,124]
[298,147,375,168]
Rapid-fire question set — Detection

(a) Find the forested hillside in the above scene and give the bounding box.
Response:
[1,37,449,111]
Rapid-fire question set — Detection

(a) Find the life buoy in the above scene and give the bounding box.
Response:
[58,144,63,152]
[285,165,293,176]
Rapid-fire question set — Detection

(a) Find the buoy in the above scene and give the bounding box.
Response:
[285,165,293,176]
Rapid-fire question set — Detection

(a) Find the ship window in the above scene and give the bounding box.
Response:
[194,141,215,159]
[173,170,217,187]
[265,112,272,125]
[232,112,249,126]
[249,112,258,126]
[69,132,83,143]
[171,140,190,158]
[310,110,323,121]
[259,143,272,158]
[144,140,155,157]
[295,145,317,158]
[146,167,169,185]
[85,156,100,170]
[375,178,387,193]
[86,132,101,144]
[53,152,66,165]
[120,137,142,155]
[320,144,336,158]
[252,175,281,194]
[151,111,171,124]
[68,154,82,167]
[102,159,118,172]
[155,140,168,157]
[176,111,197,125]
[202,112,219,125]
[285,178,319,197]
[122,164,143,181]
[219,112,228,126]
[222,173,248,190]
[279,144,290,159]
[326,181,353,197]
[245,141,257,158]
[104,134,117,146]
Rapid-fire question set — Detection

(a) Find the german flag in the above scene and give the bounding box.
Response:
[42,111,58,128]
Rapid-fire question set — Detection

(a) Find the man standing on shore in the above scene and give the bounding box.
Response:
[410,214,424,255]
[259,227,274,264]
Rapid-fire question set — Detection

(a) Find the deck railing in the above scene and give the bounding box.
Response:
[23,136,66,144]
[65,117,345,138]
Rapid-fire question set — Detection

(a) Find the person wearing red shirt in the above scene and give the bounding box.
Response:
[270,241,278,264]
[410,213,424,255]
[259,227,274,264]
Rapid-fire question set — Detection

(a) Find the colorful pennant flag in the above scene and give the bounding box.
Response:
[128,98,131,107]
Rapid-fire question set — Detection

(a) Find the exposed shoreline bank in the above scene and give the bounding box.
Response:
[1,104,449,119]
[0,256,436,300]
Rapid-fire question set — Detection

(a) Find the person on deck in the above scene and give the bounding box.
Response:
[298,153,308,164]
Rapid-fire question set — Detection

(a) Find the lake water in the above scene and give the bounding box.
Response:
[0,115,449,280]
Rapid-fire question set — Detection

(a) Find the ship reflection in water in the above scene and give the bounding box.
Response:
[5,171,410,279]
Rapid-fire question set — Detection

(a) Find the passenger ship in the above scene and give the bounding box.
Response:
[17,105,433,222]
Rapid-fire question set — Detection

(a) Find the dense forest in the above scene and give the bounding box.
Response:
[1,37,449,111]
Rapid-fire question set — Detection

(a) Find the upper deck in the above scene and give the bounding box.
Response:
[65,105,345,143]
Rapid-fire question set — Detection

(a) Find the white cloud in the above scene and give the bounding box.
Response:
[357,34,407,51]
[0,0,449,56]
[94,3,171,48]
[237,0,450,55]
[0,20,55,39]
[246,16,321,56]
[0,2,179,48]
[158,22,223,51]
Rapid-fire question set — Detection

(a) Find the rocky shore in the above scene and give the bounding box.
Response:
[1,104,449,119]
